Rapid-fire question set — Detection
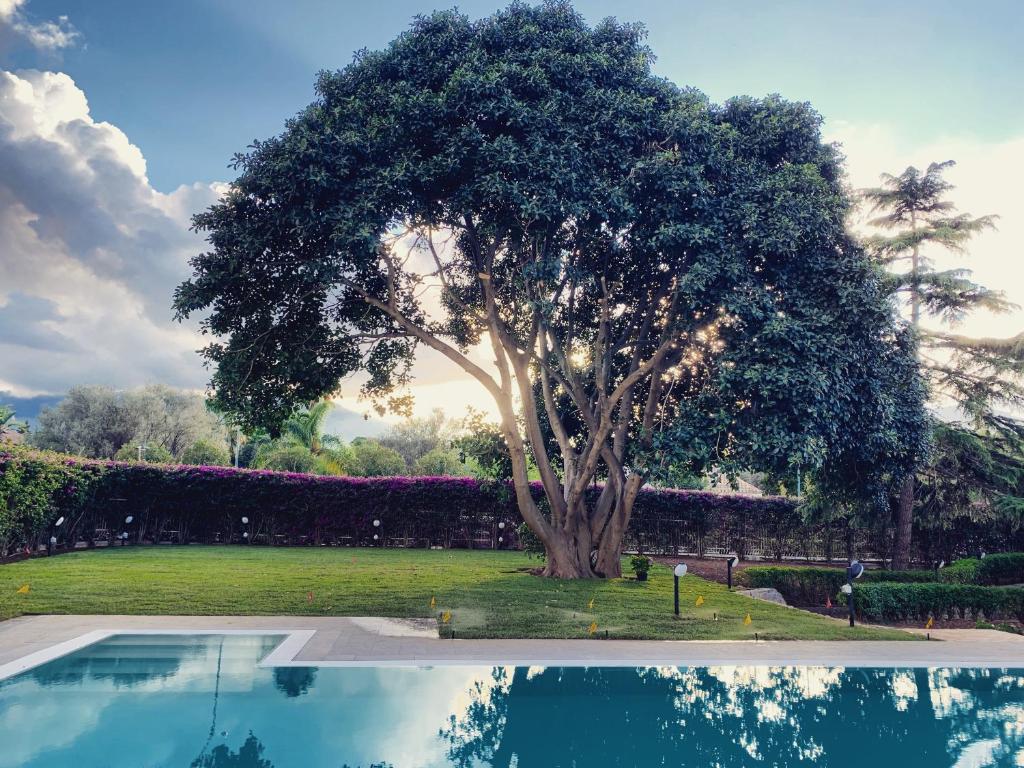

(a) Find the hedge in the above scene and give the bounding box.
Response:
[842,583,1024,623]
[939,553,1024,586]
[740,566,939,606]
[0,448,798,557]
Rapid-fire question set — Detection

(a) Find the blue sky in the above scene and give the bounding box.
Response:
[12,0,1024,191]
[1,0,1023,432]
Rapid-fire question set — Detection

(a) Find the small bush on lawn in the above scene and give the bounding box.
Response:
[842,583,1024,622]
[740,567,847,606]
[740,566,939,606]
[939,557,982,584]
[630,554,653,581]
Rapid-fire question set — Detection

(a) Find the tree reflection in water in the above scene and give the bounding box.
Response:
[441,666,1024,768]
[273,666,317,698]
[190,733,273,768]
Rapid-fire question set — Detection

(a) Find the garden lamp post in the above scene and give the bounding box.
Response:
[726,555,739,590]
[844,560,865,627]
[241,516,249,543]
[48,516,65,557]
[673,563,688,616]
[934,559,945,577]
[123,515,134,546]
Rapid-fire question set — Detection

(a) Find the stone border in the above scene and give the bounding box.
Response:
[1,616,1022,681]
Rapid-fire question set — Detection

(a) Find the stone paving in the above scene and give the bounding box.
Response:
[1,614,1022,674]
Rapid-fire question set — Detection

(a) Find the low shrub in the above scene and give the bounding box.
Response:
[740,567,847,606]
[939,557,982,584]
[976,553,1024,586]
[740,566,939,606]
[939,554,1024,585]
[630,554,653,581]
[842,583,1024,622]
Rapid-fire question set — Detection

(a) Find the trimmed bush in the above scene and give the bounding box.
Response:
[740,567,847,606]
[977,553,1024,586]
[843,583,1024,623]
[741,566,939,606]
[939,554,1024,586]
[939,557,982,584]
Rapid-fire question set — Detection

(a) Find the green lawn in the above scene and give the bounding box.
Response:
[0,546,911,640]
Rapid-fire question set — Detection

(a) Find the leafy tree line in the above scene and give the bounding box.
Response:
[176,2,927,576]
[12,383,516,480]
[28,385,230,462]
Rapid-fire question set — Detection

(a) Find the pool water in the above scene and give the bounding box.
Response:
[1,635,1023,767]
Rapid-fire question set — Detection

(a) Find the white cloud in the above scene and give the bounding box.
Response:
[0,69,222,395]
[0,0,78,51]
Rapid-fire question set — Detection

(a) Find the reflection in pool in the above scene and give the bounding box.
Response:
[1,635,1022,767]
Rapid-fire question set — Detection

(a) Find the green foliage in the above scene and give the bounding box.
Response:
[516,521,545,558]
[975,620,1022,635]
[0,405,27,438]
[379,409,456,471]
[282,400,336,454]
[630,554,653,579]
[412,447,469,477]
[253,443,319,474]
[347,439,406,477]
[181,439,231,467]
[31,384,228,460]
[455,410,514,483]
[114,442,174,464]
[917,421,1024,534]
[0,446,94,555]
[843,582,1024,623]
[741,566,939,606]
[940,553,1024,586]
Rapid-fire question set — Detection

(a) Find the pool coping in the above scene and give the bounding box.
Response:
[2,616,1023,680]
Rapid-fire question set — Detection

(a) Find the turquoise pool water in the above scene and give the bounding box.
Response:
[1,635,1022,767]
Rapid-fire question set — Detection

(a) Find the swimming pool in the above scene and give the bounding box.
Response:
[1,634,1022,767]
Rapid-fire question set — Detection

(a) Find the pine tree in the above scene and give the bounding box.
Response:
[863,161,1024,567]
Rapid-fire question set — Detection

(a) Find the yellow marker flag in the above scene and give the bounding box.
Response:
[743,613,752,626]
[587,598,595,611]
[925,616,934,629]
[430,596,436,609]
[588,621,598,635]
[442,610,452,624]
[16,584,29,594]
[695,595,705,607]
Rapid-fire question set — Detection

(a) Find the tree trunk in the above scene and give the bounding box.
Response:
[891,474,915,570]
[541,529,595,578]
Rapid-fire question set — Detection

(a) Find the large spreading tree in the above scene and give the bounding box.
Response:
[863,161,1024,567]
[175,2,927,577]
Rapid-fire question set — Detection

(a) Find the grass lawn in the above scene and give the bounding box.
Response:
[0,546,911,640]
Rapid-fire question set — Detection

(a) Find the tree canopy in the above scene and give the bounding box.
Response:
[176,2,927,576]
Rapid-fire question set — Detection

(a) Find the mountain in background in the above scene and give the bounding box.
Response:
[0,392,64,426]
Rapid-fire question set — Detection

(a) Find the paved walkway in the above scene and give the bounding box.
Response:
[1,615,1022,675]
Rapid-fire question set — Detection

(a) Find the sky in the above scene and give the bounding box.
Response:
[1,0,1022,435]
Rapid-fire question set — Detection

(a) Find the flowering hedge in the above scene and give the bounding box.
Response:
[4,447,1022,564]
[1,447,800,556]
